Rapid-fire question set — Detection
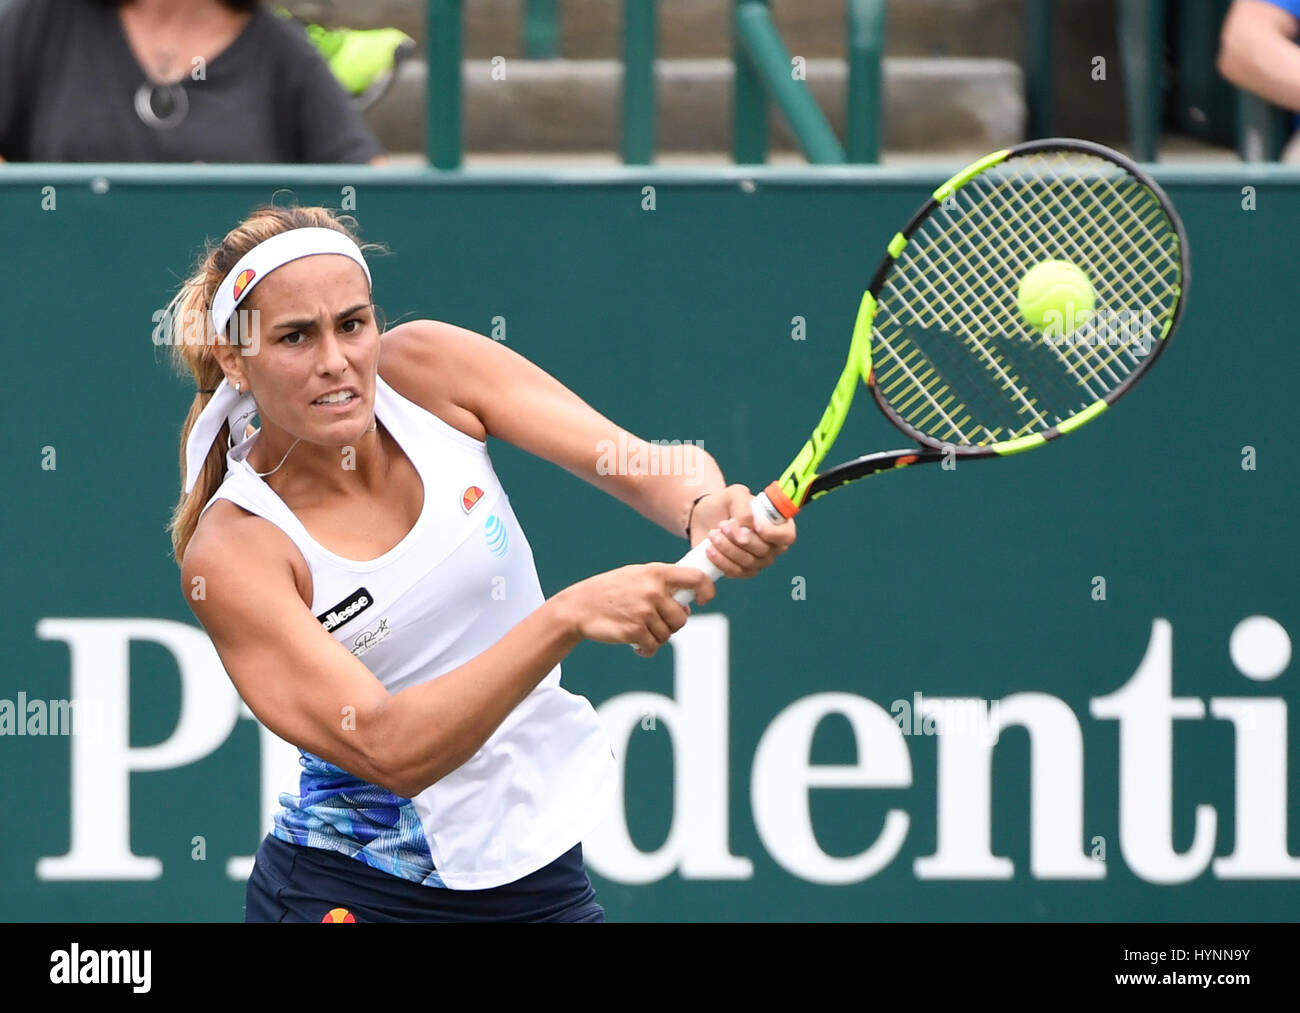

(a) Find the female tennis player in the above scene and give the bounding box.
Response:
[169,205,795,923]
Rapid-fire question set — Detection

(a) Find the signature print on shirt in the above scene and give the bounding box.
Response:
[351,617,392,658]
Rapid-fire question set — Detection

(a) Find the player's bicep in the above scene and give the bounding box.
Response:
[182,524,394,788]
[385,320,648,494]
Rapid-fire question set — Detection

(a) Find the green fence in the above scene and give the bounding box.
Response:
[0,164,1297,921]
[426,1,1294,167]
[427,0,888,167]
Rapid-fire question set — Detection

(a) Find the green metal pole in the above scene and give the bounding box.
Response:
[1119,0,1165,162]
[733,0,769,164]
[1237,90,1287,162]
[524,0,559,59]
[1024,0,1054,138]
[622,0,656,164]
[736,0,845,163]
[846,0,886,163]
[428,0,463,169]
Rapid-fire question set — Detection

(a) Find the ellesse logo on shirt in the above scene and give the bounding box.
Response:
[316,588,374,633]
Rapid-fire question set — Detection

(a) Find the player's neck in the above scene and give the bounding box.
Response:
[251,425,393,501]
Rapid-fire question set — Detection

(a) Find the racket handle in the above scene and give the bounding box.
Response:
[670,540,725,606]
[670,489,789,606]
[629,488,792,654]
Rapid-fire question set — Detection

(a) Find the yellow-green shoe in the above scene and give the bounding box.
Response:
[308,25,416,110]
[276,7,416,111]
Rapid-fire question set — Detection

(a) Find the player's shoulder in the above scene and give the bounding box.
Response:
[380,320,490,442]
[380,318,484,372]
[181,499,310,605]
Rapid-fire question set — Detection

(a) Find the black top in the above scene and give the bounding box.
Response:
[0,0,385,163]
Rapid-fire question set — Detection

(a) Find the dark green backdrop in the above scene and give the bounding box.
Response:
[1,163,1296,921]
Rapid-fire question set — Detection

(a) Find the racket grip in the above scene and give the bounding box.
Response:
[670,489,789,606]
[670,541,725,606]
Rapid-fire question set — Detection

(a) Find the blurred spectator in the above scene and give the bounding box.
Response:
[1218,0,1300,162]
[0,0,387,164]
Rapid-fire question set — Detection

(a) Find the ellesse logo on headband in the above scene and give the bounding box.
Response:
[317,587,374,633]
[232,268,256,301]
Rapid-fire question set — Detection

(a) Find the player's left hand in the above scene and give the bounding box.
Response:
[687,484,796,579]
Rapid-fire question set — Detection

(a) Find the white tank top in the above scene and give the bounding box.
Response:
[201,375,617,890]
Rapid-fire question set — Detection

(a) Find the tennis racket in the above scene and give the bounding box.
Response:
[672,137,1188,605]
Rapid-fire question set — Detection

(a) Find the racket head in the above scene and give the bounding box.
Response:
[862,137,1188,460]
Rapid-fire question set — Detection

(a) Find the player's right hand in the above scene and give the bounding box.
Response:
[558,563,716,657]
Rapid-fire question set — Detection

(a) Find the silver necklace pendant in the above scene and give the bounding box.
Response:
[134,79,189,129]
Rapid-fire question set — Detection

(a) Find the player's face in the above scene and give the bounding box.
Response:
[234,254,379,446]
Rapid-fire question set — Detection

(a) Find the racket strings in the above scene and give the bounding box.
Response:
[883,188,1106,434]
[873,149,1181,448]
[889,226,1057,431]
[949,183,1129,393]
[995,159,1177,370]
[885,182,1080,439]
[888,155,1177,436]
[929,165,1156,398]
[958,156,1177,350]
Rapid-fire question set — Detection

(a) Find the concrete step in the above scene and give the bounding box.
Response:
[284,0,1110,61]
[362,56,1025,155]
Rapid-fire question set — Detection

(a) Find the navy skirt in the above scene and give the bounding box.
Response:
[244,833,605,923]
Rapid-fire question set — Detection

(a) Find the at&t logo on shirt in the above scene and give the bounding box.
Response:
[484,514,509,558]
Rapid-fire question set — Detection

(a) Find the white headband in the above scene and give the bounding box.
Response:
[210,226,371,337]
[183,227,372,494]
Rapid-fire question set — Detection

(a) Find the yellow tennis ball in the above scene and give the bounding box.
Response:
[1017,260,1095,332]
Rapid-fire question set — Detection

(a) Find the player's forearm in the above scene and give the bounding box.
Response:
[371,594,584,796]
[1219,14,1300,111]
[615,441,727,538]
